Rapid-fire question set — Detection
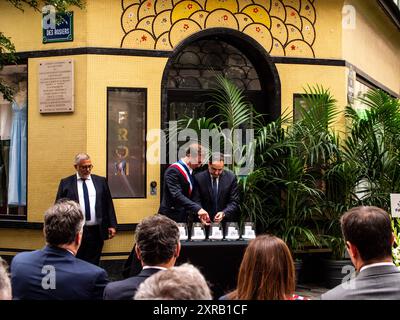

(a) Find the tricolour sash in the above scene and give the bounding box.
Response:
[170,161,193,196]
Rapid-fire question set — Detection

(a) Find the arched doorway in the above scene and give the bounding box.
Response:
[161,28,281,131]
[159,28,281,186]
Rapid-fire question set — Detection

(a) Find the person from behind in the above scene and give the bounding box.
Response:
[11,200,109,300]
[104,214,181,300]
[134,263,212,300]
[321,206,400,300]
[220,234,306,300]
[0,257,11,300]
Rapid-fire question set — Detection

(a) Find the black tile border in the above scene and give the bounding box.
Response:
[271,56,346,66]
[378,0,400,30]
[16,47,171,59]
[11,47,398,98]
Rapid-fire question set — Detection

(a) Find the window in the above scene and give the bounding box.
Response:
[353,78,375,119]
[0,64,28,218]
[107,88,146,198]
[293,94,309,123]
[167,39,262,122]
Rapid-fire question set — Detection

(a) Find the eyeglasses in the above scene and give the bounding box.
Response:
[79,165,93,170]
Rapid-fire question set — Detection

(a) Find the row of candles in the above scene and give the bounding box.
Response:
[177,221,256,241]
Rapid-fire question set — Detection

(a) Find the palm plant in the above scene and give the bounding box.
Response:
[266,86,342,250]
[175,75,292,231]
[323,90,400,258]
[342,90,400,209]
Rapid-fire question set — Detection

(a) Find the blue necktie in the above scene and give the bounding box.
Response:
[212,177,218,215]
[82,179,91,221]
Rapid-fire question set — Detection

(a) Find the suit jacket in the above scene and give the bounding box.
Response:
[103,267,161,300]
[321,264,400,300]
[158,165,201,222]
[56,174,117,240]
[192,169,239,221]
[11,246,109,300]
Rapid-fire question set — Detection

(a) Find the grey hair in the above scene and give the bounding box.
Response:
[0,257,11,300]
[45,200,84,246]
[134,263,212,300]
[74,153,90,165]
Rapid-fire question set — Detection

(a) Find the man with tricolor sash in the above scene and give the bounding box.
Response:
[159,143,210,225]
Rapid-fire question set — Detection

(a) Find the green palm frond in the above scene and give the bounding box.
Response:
[209,74,259,130]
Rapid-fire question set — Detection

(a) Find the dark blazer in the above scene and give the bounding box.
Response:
[11,246,109,300]
[103,268,161,300]
[158,165,201,222]
[56,174,117,240]
[192,169,239,221]
[321,264,400,300]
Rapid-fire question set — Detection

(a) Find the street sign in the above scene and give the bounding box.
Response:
[42,11,73,43]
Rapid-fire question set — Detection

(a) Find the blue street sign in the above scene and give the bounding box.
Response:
[43,11,73,43]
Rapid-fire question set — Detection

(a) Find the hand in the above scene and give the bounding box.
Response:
[108,227,116,239]
[214,211,225,223]
[197,208,210,226]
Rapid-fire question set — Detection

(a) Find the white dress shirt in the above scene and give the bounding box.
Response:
[210,174,219,190]
[360,262,395,272]
[76,173,97,225]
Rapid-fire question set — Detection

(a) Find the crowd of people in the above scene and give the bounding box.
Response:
[1,201,400,300]
[1,148,400,300]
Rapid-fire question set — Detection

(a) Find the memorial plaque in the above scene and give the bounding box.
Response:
[39,59,74,113]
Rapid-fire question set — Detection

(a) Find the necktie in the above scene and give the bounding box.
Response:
[82,179,91,221]
[212,177,218,215]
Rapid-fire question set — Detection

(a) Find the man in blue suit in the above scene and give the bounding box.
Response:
[11,200,109,300]
[104,214,180,300]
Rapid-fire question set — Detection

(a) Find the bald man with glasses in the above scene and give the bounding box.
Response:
[55,153,117,266]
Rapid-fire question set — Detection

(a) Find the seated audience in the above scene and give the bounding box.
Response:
[0,257,11,300]
[134,263,212,300]
[11,200,109,300]
[104,214,180,300]
[220,234,306,300]
[321,206,400,300]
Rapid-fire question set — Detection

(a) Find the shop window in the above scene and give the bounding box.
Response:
[293,93,328,125]
[293,94,309,123]
[107,88,146,198]
[0,65,28,218]
[353,78,375,119]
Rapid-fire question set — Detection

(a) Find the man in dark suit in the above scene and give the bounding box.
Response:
[159,143,210,224]
[192,152,239,223]
[321,206,400,300]
[56,153,117,266]
[11,200,109,300]
[103,214,180,300]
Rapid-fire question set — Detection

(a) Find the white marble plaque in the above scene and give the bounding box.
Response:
[39,59,74,113]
